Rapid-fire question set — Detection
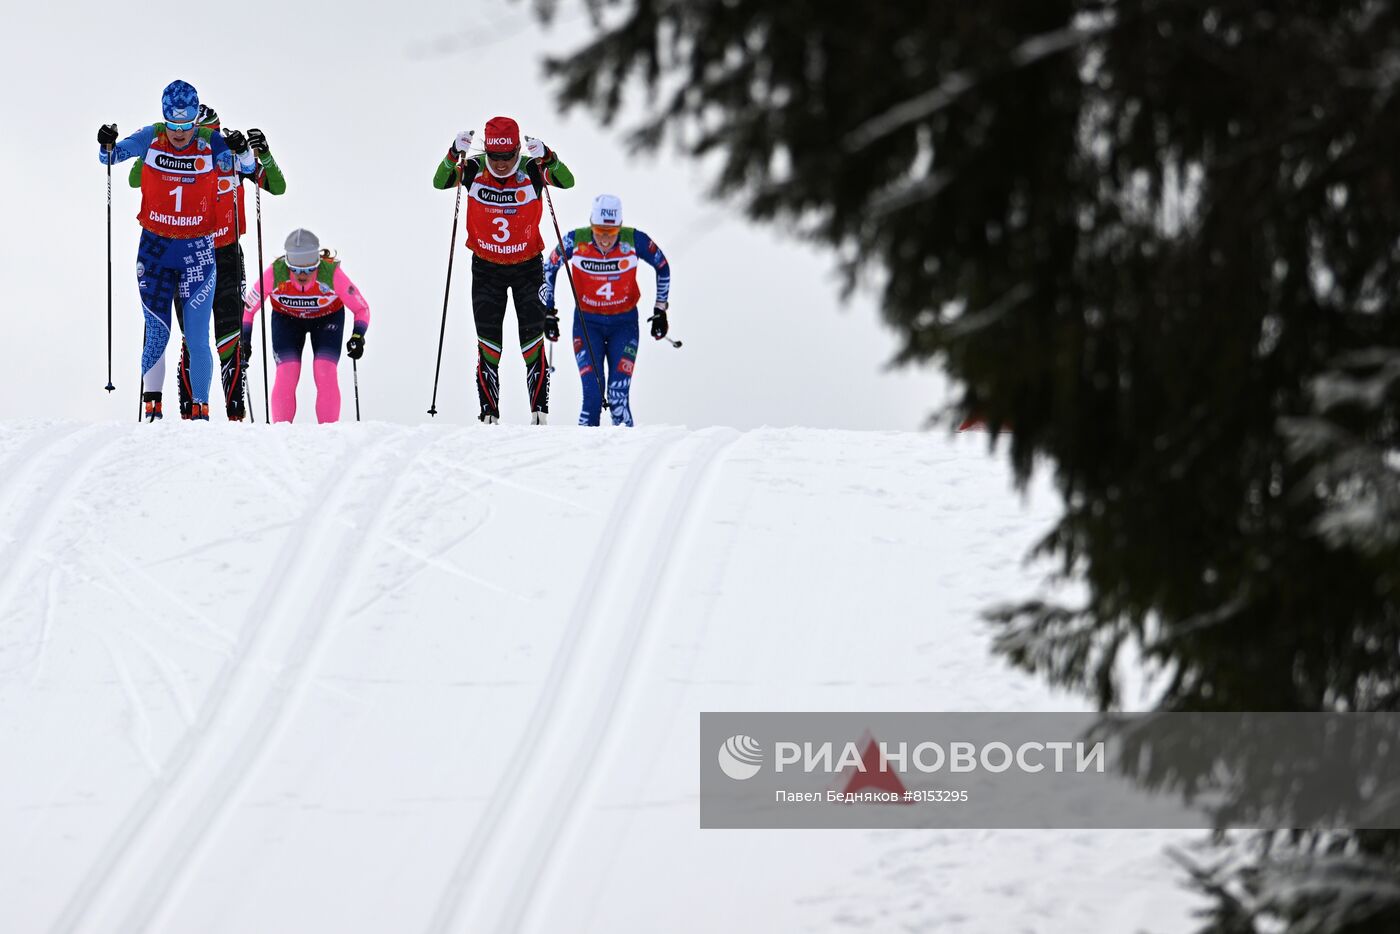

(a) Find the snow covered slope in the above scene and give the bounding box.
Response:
[0,420,1197,933]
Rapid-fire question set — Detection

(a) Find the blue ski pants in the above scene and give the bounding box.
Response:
[136,230,215,404]
[574,308,639,427]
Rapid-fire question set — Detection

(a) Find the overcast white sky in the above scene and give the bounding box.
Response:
[1,0,946,429]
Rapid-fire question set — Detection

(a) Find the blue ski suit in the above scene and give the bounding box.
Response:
[100,126,252,403]
[543,227,671,426]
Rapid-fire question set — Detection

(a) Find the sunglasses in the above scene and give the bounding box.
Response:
[592,225,621,237]
[166,119,196,132]
[486,149,519,161]
[288,262,318,274]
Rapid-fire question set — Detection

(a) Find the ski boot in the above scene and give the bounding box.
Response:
[531,411,548,426]
[479,405,500,425]
[142,392,163,422]
[226,398,246,423]
[190,403,210,421]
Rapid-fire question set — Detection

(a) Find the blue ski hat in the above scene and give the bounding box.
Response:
[161,80,200,124]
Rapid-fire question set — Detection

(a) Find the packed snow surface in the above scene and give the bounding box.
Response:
[0,420,1197,933]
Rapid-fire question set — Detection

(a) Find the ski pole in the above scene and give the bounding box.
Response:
[662,336,683,349]
[237,152,254,424]
[543,184,606,408]
[255,178,271,423]
[352,358,361,422]
[105,143,116,393]
[229,144,241,422]
[428,154,465,417]
[242,299,254,422]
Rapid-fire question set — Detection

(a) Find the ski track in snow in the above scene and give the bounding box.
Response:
[97,548,237,653]
[516,427,742,934]
[96,631,162,779]
[522,429,743,931]
[28,421,612,929]
[429,427,741,934]
[351,434,616,614]
[3,421,1203,934]
[0,424,124,679]
[0,426,117,612]
[424,428,684,934]
[54,431,393,934]
[126,428,441,933]
[26,566,62,687]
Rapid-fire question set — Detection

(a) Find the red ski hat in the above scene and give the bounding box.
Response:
[483,116,520,152]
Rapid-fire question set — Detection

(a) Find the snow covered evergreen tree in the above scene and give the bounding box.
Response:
[538,1,1400,929]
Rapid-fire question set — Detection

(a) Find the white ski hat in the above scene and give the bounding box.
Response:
[590,194,623,227]
[285,228,320,268]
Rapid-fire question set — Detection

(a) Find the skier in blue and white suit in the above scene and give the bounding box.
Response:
[96,79,255,420]
[542,194,672,427]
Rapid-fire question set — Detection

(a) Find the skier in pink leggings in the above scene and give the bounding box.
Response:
[241,229,370,423]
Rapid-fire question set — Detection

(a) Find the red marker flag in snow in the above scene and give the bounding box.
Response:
[841,734,910,800]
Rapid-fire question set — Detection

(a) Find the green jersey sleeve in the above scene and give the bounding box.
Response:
[434,153,481,189]
[541,153,574,190]
[252,150,286,195]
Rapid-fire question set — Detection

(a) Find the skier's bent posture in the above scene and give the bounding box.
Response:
[97,79,255,421]
[543,194,671,427]
[128,106,287,420]
[241,229,370,423]
[433,116,574,424]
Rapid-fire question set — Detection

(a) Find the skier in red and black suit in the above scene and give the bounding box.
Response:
[432,117,575,424]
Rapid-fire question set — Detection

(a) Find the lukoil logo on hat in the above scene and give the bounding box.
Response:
[484,116,520,150]
[718,735,763,780]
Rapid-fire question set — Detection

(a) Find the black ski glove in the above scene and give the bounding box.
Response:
[247,128,269,155]
[223,129,249,154]
[197,104,218,127]
[648,308,669,340]
[544,309,560,342]
[347,333,365,360]
[98,124,118,147]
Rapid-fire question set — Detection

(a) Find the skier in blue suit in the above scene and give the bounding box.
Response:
[97,79,254,420]
[542,194,672,426]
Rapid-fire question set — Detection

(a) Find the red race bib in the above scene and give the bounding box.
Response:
[139,132,218,239]
[569,235,642,314]
[464,163,544,264]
